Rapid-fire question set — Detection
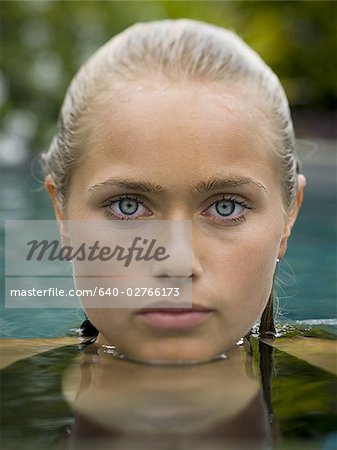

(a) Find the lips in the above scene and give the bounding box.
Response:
[136,302,213,330]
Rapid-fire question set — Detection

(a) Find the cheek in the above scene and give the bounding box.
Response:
[200,215,283,314]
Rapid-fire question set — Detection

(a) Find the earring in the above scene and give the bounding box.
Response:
[276,258,281,263]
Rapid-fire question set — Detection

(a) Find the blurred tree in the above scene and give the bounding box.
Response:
[0,0,336,156]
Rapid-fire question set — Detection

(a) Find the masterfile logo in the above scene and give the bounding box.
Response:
[26,236,170,267]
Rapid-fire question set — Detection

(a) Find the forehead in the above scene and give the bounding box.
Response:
[77,80,279,187]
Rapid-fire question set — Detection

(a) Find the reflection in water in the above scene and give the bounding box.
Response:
[64,341,272,450]
[2,333,336,450]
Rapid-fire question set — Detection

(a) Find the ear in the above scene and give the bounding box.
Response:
[278,174,306,259]
[45,175,65,221]
[45,175,69,244]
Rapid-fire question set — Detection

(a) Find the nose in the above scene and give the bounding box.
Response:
[151,252,202,279]
[150,222,202,278]
[151,242,192,277]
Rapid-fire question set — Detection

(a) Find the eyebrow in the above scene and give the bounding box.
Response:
[192,177,268,195]
[88,177,267,195]
[88,179,166,193]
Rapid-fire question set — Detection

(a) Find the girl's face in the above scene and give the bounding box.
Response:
[48,79,304,362]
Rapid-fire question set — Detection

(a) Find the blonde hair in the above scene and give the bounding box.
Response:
[42,19,302,335]
[42,19,300,209]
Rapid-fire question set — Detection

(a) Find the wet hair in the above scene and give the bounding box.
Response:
[41,19,301,336]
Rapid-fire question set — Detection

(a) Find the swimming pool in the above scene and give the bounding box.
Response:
[1,331,336,450]
[1,140,336,450]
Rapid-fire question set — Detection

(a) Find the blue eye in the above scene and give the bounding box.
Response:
[118,198,139,215]
[203,196,251,224]
[214,199,236,217]
[104,196,152,220]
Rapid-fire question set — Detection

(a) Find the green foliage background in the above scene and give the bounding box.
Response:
[1,0,336,154]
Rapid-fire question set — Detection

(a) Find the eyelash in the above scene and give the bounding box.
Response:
[101,194,252,224]
[203,195,252,225]
[102,195,148,220]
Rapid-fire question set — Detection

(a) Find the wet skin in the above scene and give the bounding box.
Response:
[47,79,305,362]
